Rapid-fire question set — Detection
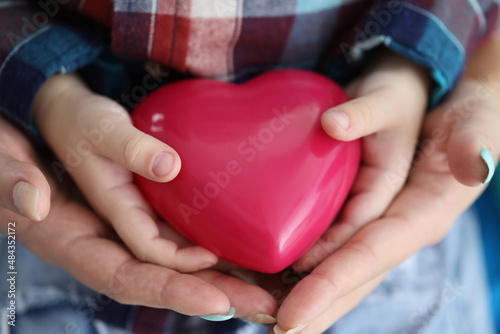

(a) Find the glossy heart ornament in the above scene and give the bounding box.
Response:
[132,69,361,273]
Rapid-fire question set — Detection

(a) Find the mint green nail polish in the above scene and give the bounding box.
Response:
[200,307,235,321]
[480,147,496,184]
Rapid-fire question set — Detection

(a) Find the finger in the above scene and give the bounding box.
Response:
[278,167,479,330]
[108,188,219,273]
[194,270,277,319]
[296,57,429,271]
[273,272,387,334]
[293,217,355,272]
[34,81,212,271]
[445,82,500,186]
[35,83,181,183]
[25,206,272,318]
[321,90,410,141]
[76,156,218,272]
[296,64,429,271]
[0,146,229,317]
[294,132,418,272]
[0,148,50,222]
[1,191,228,317]
[321,54,429,142]
[63,231,230,315]
[72,97,181,182]
[92,107,182,182]
[8,196,231,316]
[22,201,272,318]
[299,273,386,334]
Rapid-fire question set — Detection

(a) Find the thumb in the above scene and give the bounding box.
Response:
[0,151,50,221]
[321,51,429,142]
[447,85,499,186]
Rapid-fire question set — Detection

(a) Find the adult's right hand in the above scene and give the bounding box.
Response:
[272,37,500,333]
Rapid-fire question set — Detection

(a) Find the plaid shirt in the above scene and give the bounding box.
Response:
[0,1,499,333]
[1,0,499,132]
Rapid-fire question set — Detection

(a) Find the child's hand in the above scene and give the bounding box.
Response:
[32,73,218,272]
[295,50,431,273]
[272,43,500,333]
[0,114,277,319]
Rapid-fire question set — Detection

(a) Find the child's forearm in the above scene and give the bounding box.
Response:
[0,1,105,134]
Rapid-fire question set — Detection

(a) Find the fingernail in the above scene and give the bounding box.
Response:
[241,314,276,325]
[327,109,350,130]
[480,147,495,184]
[274,323,308,334]
[152,152,174,177]
[13,181,41,221]
[198,262,215,270]
[200,307,235,321]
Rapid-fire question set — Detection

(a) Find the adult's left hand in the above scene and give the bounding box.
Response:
[0,115,277,320]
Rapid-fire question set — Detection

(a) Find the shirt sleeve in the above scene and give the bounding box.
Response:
[327,0,500,106]
[0,0,106,133]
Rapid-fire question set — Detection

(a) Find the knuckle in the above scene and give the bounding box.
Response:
[107,101,131,121]
[317,228,343,255]
[159,273,181,306]
[340,218,367,236]
[122,135,147,171]
[353,100,375,127]
[301,245,329,270]
[308,270,341,298]
[361,104,375,126]
[106,259,136,303]
[342,239,379,270]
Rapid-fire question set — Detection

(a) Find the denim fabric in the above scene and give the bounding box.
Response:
[0,207,494,334]
[477,187,500,334]
[327,207,494,334]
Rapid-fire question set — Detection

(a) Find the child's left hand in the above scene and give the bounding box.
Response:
[32,73,218,273]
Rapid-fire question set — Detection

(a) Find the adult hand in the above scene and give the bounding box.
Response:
[0,114,277,319]
[273,41,500,333]
[31,73,217,272]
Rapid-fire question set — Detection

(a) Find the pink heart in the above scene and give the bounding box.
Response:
[132,69,361,273]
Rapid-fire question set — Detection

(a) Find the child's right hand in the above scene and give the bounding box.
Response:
[31,73,218,273]
[0,114,277,319]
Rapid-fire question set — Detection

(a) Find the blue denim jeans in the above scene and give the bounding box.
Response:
[0,207,494,334]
